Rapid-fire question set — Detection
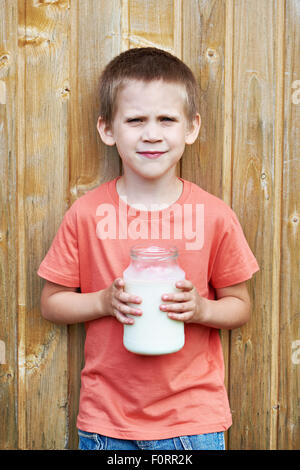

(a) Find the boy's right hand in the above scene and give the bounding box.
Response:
[102,278,142,325]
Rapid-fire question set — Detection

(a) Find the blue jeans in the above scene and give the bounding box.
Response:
[78,429,225,450]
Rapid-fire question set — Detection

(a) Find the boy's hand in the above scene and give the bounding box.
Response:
[160,279,208,324]
[102,278,142,325]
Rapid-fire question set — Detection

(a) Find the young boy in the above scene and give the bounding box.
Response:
[38,47,259,450]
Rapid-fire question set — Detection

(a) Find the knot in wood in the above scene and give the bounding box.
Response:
[206,48,217,61]
[0,53,10,69]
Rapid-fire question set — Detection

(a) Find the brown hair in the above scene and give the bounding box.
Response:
[99,47,199,126]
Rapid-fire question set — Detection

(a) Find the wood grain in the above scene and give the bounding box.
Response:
[181,0,226,196]
[0,0,18,450]
[181,0,229,446]
[229,0,277,449]
[271,0,285,449]
[278,0,300,450]
[20,0,70,449]
[1,0,299,449]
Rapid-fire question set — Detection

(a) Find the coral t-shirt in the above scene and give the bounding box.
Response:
[38,176,259,439]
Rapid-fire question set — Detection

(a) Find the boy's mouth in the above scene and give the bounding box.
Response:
[137,151,166,159]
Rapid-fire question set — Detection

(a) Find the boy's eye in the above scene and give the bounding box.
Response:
[160,117,176,122]
[127,118,142,123]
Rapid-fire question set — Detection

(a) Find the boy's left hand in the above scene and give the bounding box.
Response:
[160,280,208,324]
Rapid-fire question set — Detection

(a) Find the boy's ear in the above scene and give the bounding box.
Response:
[96,116,116,146]
[185,113,201,145]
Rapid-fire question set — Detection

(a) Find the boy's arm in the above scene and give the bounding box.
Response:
[161,280,251,330]
[40,280,105,324]
[40,279,142,325]
[200,281,251,329]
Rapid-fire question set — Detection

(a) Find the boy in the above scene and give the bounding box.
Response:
[38,47,259,450]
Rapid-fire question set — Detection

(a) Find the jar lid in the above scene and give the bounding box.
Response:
[130,244,178,261]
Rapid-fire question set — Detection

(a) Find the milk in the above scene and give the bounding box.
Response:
[123,254,185,355]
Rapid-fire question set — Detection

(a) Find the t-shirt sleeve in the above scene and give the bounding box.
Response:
[37,205,80,287]
[210,210,259,289]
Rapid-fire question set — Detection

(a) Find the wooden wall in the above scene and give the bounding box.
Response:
[0,0,299,450]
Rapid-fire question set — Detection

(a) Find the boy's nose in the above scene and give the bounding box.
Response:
[142,122,163,142]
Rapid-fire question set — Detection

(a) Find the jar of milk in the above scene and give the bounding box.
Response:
[123,245,185,355]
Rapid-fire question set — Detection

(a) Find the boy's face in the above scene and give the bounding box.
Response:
[97,80,200,181]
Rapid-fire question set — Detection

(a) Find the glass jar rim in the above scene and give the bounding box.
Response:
[130,244,178,261]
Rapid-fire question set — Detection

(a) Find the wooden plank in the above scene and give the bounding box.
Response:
[69,0,121,205]
[222,0,234,450]
[229,0,277,449]
[181,0,228,447]
[0,0,18,449]
[181,0,226,196]
[17,0,27,450]
[223,0,233,207]
[19,0,70,449]
[67,0,123,449]
[270,0,285,450]
[278,0,300,450]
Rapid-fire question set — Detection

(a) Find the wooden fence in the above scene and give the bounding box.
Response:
[0,0,299,450]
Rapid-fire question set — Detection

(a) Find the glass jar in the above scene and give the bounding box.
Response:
[123,245,185,355]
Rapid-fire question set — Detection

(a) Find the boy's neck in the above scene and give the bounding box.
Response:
[116,172,183,211]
